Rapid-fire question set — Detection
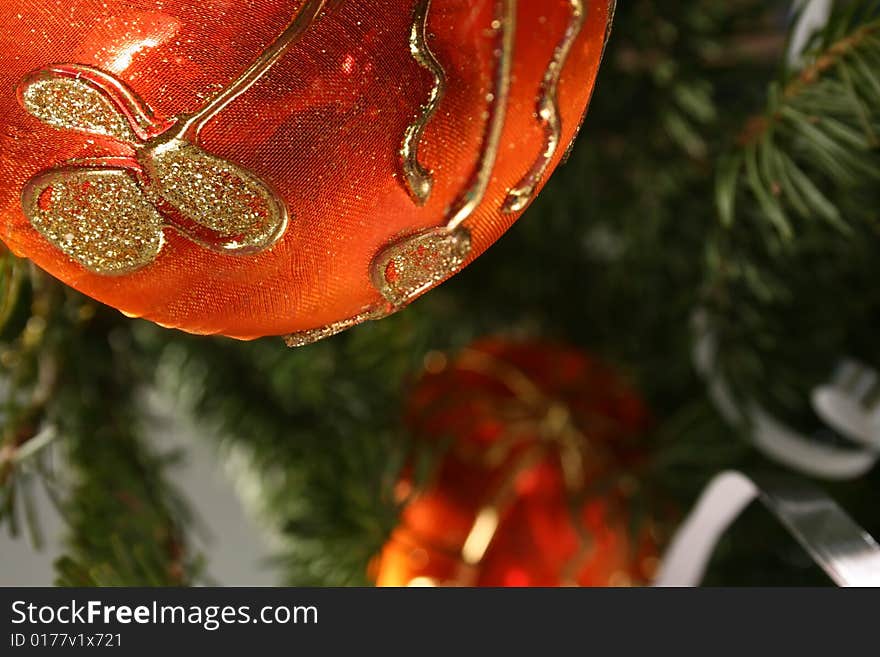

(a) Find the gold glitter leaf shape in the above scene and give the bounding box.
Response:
[21,167,165,276]
[21,76,138,144]
[289,223,473,346]
[371,227,471,307]
[139,140,288,253]
[18,65,163,144]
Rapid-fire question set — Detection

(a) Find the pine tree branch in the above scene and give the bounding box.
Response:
[51,314,202,586]
[720,6,880,238]
[1,254,201,583]
[145,317,421,585]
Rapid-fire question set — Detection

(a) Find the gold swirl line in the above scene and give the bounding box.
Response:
[289,0,518,346]
[445,0,517,231]
[400,0,447,205]
[501,0,584,214]
[283,306,388,347]
[176,0,336,140]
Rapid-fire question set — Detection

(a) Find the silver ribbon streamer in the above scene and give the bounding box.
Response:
[655,471,880,586]
[789,0,833,64]
[692,311,880,479]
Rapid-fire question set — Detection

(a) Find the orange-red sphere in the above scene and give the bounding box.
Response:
[373,339,659,587]
[0,0,612,341]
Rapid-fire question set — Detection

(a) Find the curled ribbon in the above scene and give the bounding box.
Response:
[655,470,880,586]
[692,311,879,480]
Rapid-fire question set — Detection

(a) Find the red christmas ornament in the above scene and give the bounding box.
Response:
[0,1,613,342]
[372,338,660,587]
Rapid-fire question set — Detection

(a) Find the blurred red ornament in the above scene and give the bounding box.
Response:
[373,338,661,587]
[0,0,614,342]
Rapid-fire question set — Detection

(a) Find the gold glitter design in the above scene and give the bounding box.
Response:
[139,140,288,252]
[21,76,138,144]
[288,225,471,347]
[22,168,164,275]
[400,0,446,205]
[370,227,471,306]
[502,0,584,214]
[283,306,389,347]
[289,1,515,347]
[446,0,516,231]
[356,0,511,332]
[18,1,340,273]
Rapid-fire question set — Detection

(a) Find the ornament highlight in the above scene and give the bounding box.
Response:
[0,0,614,340]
